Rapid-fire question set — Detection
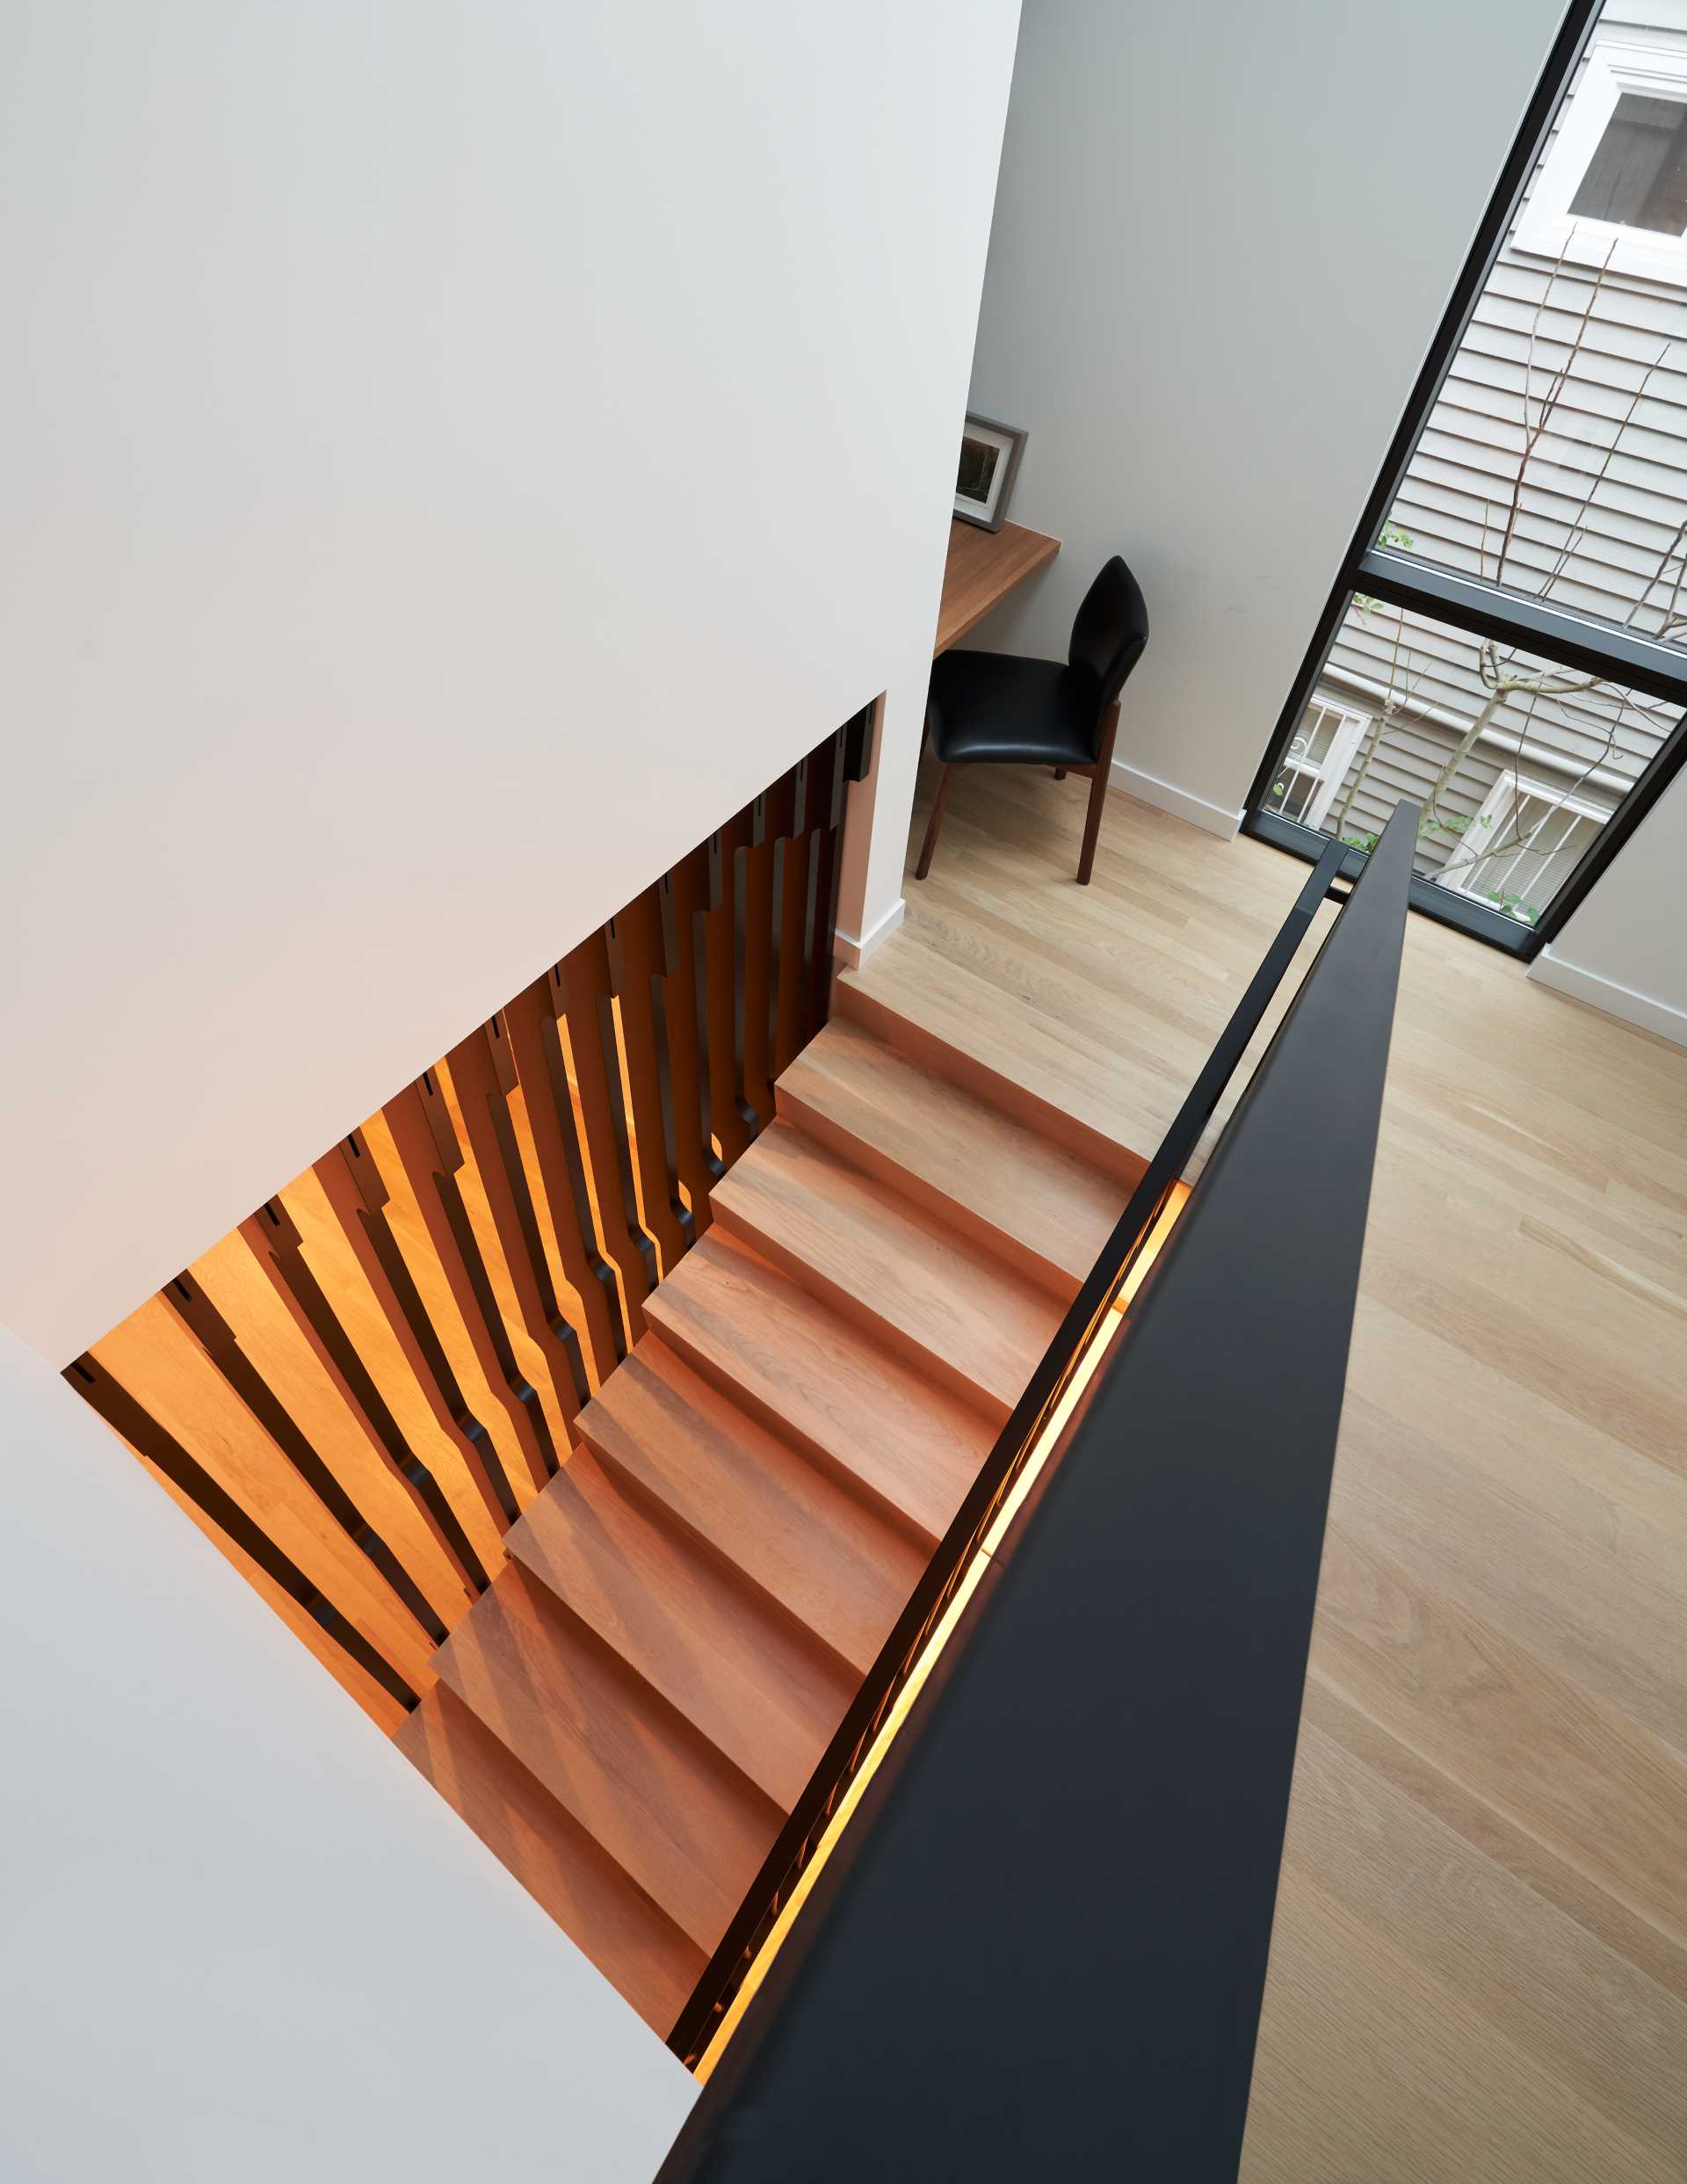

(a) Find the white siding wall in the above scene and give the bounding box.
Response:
[1315,3,1687,891]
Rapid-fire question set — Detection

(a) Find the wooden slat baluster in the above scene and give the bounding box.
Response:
[438,1024,588,1458]
[191,1224,475,1632]
[703,804,757,1167]
[773,761,814,1076]
[660,845,719,1240]
[739,791,778,1132]
[64,715,872,1735]
[366,1087,554,1507]
[308,1139,510,1575]
[502,979,626,1390]
[90,1295,437,1694]
[68,1353,411,1734]
[605,885,690,1280]
[554,933,654,1343]
[805,729,847,1035]
[244,1191,487,1600]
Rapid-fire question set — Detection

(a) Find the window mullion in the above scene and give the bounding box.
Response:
[1350,548,1687,709]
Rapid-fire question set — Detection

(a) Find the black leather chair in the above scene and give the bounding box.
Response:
[917,554,1149,886]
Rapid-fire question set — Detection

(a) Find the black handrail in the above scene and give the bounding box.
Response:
[659,801,1415,2180]
[667,816,1390,2069]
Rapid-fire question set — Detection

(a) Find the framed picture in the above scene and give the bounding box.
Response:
[953,412,1027,533]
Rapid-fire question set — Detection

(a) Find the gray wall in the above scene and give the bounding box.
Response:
[964,0,1568,834]
[1534,762,1687,1034]
[0,1324,697,2182]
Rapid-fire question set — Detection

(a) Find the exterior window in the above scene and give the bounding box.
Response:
[1249,2,1687,957]
[1568,90,1687,231]
[1514,38,1687,277]
[1260,698,1368,830]
[1437,776,1607,927]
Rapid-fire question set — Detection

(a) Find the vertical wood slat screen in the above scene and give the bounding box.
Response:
[65,713,872,1732]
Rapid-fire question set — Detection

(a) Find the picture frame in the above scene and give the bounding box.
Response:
[953,412,1028,533]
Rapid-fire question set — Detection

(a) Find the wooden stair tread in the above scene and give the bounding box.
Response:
[836,944,1155,1185]
[396,1683,704,2037]
[432,1563,781,1953]
[644,1230,992,1547]
[577,1339,925,1676]
[711,1119,1064,1419]
[777,1012,1131,1296]
[507,1451,856,1811]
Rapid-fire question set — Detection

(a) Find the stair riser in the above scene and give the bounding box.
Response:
[710,1194,1012,1429]
[507,1480,851,1814]
[835,975,1146,1189]
[641,1286,945,1552]
[397,1687,705,2039]
[773,1076,1081,1303]
[574,1410,872,1683]
[434,1574,783,1955]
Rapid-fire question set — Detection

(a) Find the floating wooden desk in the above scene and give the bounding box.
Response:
[934,519,1061,655]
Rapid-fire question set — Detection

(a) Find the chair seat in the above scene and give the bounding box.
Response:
[928,650,1101,767]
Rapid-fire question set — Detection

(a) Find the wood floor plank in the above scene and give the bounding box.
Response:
[711,1118,1064,1419]
[1311,1521,1687,1950]
[1240,1869,1681,2184]
[396,1684,705,2038]
[507,1453,857,1811]
[1334,1382,1687,1755]
[577,1339,925,1675]
[433,1563,782,1954]
[1276,1711,1687,2166]
[644,1230,992,1547]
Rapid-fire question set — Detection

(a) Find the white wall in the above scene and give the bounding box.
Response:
[0,0,1021,1366]
[959,0,1567,836]
[1530,767,1687,1043]
[0,1324,696,2182]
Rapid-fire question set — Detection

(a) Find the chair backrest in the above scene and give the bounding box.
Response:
[1068,555,1149,718]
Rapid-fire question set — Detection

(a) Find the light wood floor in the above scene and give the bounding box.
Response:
[901,759,1687,2184]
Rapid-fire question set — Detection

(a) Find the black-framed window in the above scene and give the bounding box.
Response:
[1247,0,1687,958]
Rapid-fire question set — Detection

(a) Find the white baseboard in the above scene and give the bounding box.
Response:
[1108,757,1244,841]
[832,895,905,970]
[1529,947,1687,1048]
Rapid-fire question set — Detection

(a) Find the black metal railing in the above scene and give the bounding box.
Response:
[665,806,1415,2081]
[657,802,1415,2180]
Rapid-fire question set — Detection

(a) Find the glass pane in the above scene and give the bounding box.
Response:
[1382,5,1687,658]
[1277,595,1679,927]
[1279,769,1316,822]
[1568,92,1687,234]
[1263,758,1315,821]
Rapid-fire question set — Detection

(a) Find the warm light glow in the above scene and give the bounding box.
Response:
[1115,1180,1189,1312]
[693,1179,1192,2080]
[695,1550,994,2080]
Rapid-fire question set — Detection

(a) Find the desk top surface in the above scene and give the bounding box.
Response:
[935,519,1061,655]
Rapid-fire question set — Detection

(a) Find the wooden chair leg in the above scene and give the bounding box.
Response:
[915,765,952,882]
[1076,703,1120,886]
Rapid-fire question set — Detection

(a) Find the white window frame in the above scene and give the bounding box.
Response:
[1515,40,1687,282]
[1435,770,1605,917]
[1264,694,1370,832]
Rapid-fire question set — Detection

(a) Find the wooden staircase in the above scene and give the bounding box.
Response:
[396,961,1145,2038]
